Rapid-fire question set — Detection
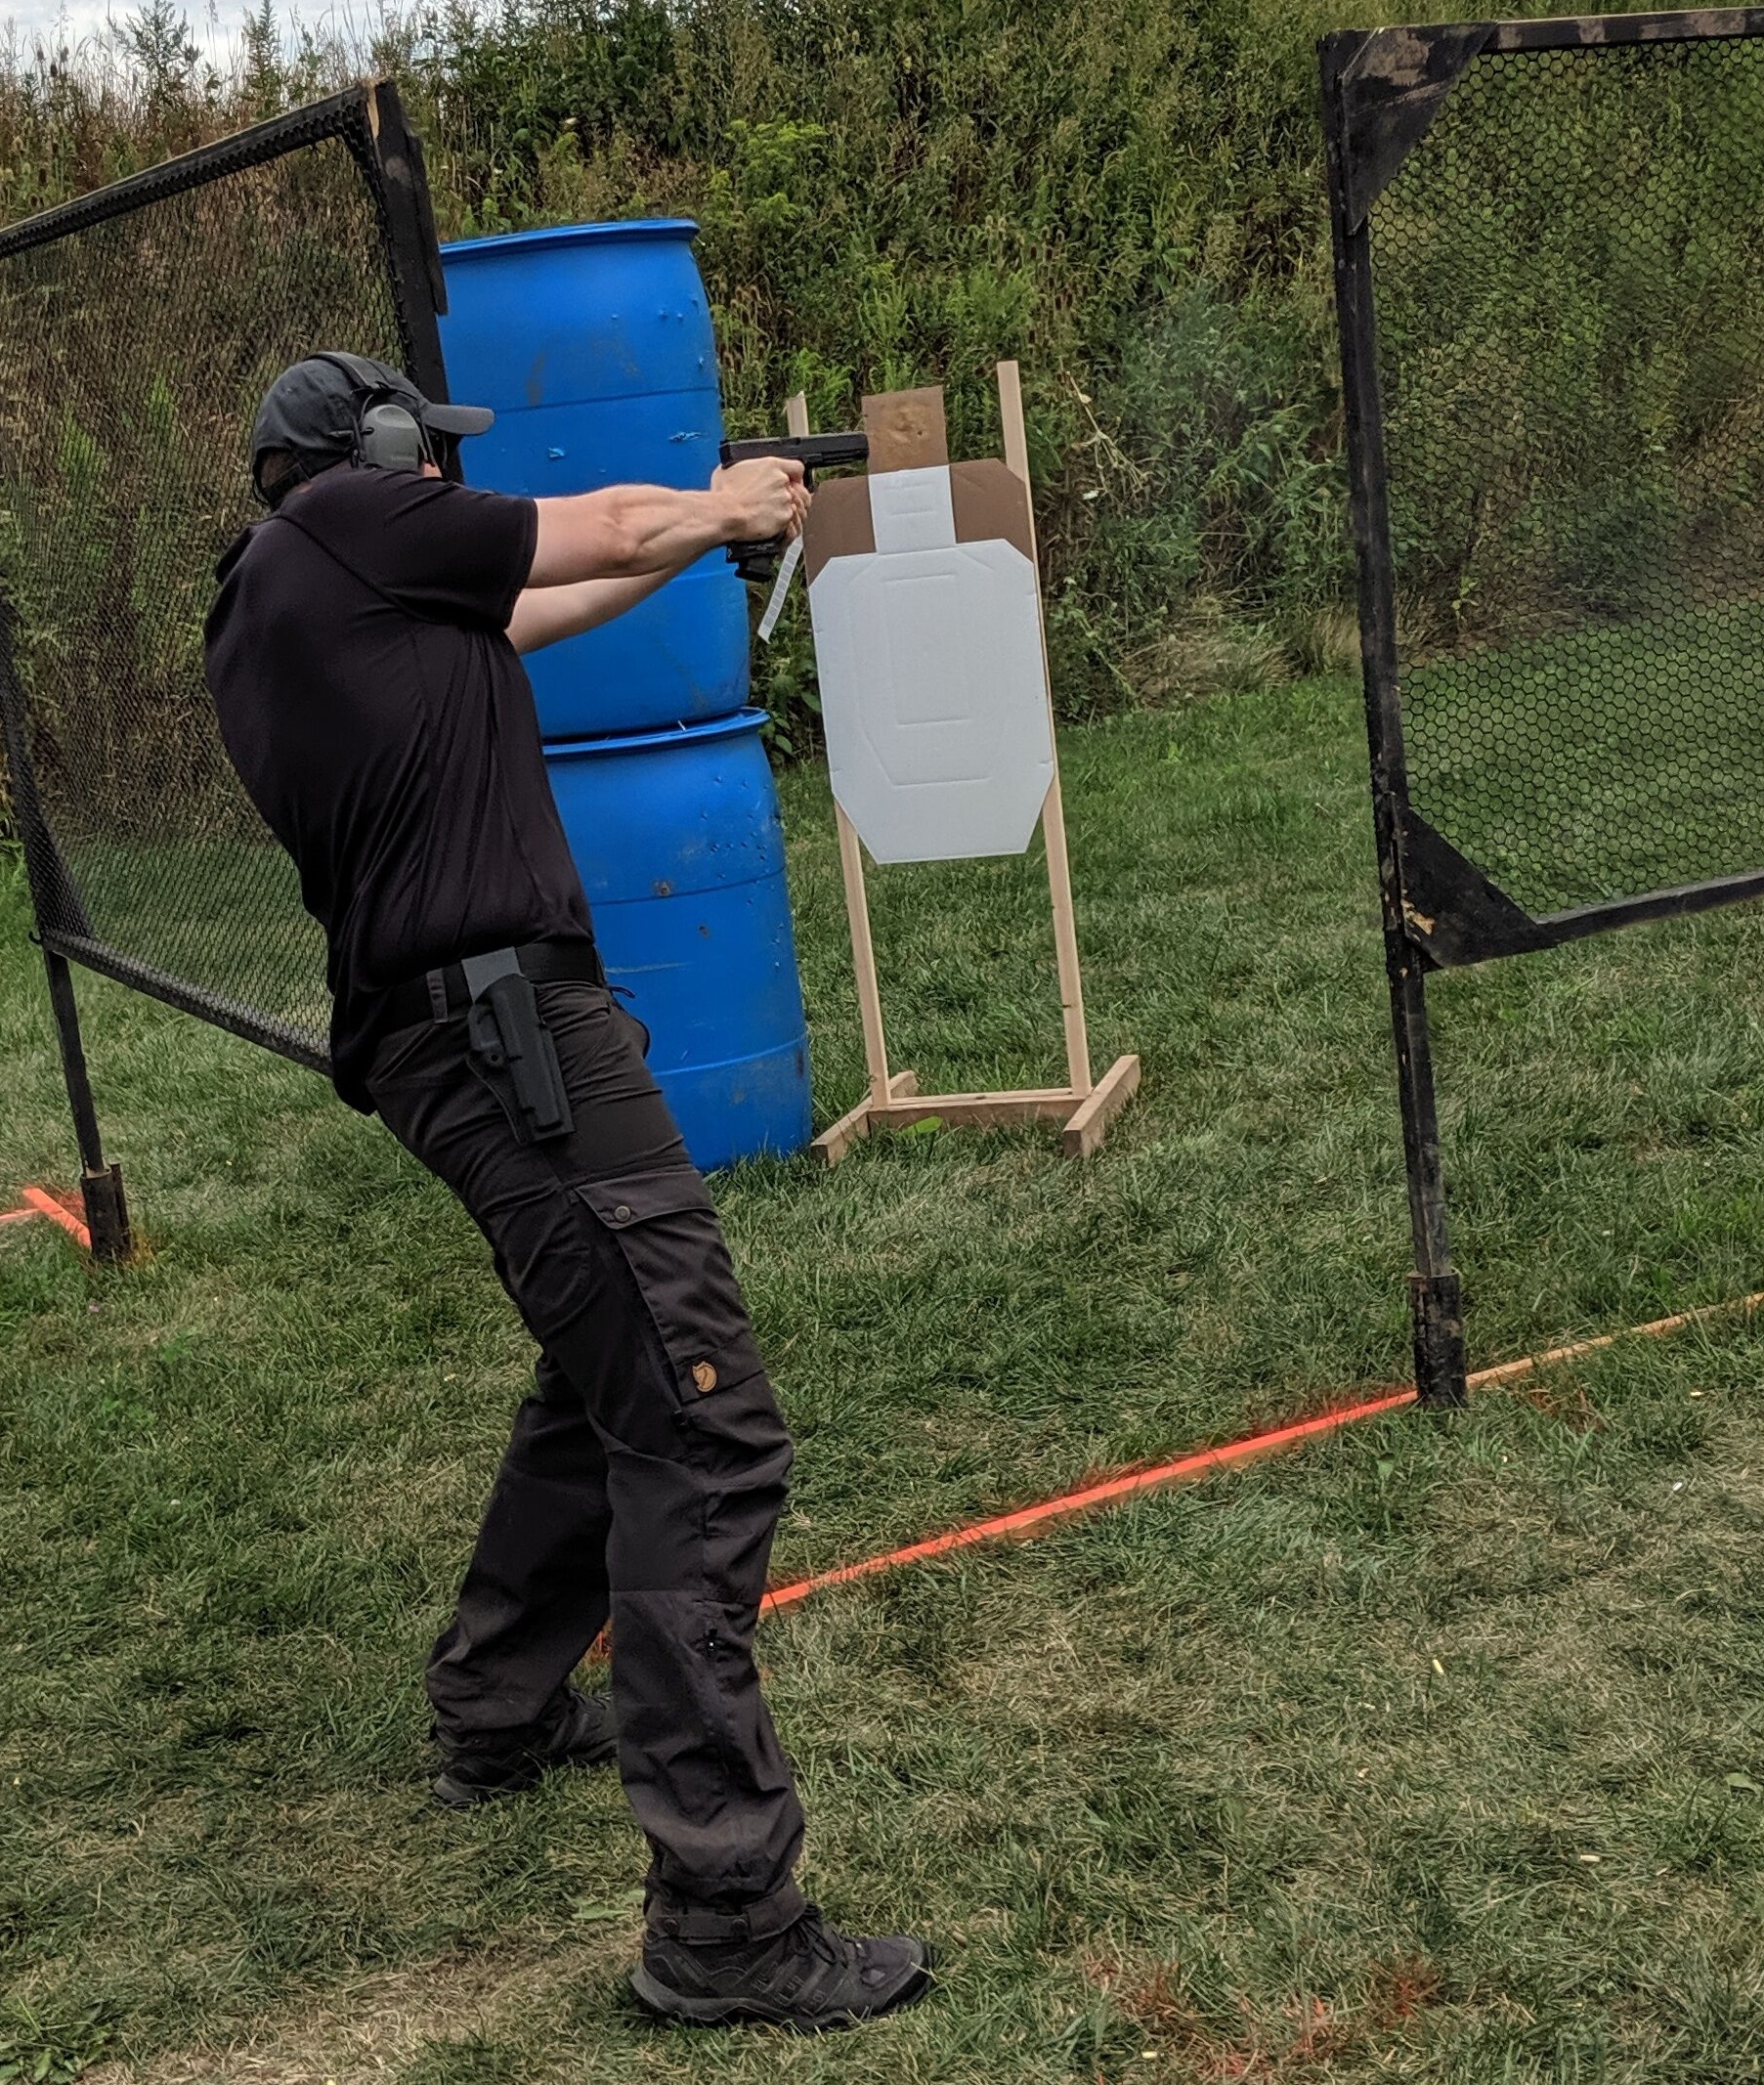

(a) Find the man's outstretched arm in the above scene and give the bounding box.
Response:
[506,569,672,655]
[508,458,807,656]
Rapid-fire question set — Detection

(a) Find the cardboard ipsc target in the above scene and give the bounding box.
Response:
[788,374,1140,1166]
[804,451,1054,863]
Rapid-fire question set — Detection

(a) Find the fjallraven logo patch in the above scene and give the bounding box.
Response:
[692,1361,718,1394]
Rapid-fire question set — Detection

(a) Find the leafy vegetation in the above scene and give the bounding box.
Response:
[0,0,1730,736]
[1376,41,1764,664]
[5,0,1764,808]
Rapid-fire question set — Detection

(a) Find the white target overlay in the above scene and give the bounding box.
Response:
[806,465,1054,864]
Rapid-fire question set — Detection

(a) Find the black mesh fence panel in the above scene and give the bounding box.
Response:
[1369,27,1764,919]
[0,89,441,1068]
[1325,14,1764,1406]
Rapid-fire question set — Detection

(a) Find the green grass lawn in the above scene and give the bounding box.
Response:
[5,673,1764,2081]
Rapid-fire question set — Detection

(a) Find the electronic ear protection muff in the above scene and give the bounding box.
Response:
[356,395,431,472]
[252,352,488,505]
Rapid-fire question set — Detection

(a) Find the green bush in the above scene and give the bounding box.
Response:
[0,0,1367,780]
[388,0,1372,715]
[0,0,1748,795]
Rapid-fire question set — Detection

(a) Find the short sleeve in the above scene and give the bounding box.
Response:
[300,469,538,630]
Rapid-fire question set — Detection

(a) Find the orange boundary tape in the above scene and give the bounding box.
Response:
[2,1173,1755,1617]
[759,1286,1764,1617]
[2,1187,91,1251]
[1466,1288,1764,1386]
[22,1187,91,1250]
[761,1388,1416,1614]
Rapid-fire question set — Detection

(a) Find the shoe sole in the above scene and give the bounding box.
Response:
[432,1768,540,1808]
[628,1950,935,2031]
[431,1737,619,1809]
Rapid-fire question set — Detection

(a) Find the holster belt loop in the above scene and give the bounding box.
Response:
[426,969,449,1024]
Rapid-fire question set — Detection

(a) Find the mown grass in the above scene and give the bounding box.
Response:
[5,674,1764,2081]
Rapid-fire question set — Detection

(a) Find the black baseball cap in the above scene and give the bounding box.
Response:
[250,352,495,500]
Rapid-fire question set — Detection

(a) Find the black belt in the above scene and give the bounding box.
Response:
[379,937,605,1032]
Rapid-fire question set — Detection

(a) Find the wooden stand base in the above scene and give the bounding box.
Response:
[812,1054,1140,1167]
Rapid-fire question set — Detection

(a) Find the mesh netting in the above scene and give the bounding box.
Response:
[0,100,418,1065]
[1370,33,1764,918]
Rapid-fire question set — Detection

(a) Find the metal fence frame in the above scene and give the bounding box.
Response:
[1322,7,1764,1405]
[0,81,448,1259]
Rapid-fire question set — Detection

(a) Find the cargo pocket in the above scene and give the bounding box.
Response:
[577,1169,765,1403]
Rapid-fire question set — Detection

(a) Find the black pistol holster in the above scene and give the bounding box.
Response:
[462,949,574,1146]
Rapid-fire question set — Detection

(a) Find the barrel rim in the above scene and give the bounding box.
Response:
[441,218,700,261]
[543,708,768,759]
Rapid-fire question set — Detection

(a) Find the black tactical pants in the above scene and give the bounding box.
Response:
[366,979,807,1937]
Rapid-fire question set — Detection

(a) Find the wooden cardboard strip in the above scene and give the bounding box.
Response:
[810,1071,921,1168]
[949,458,1034,562]
[802,476,876,585]
[862,386,948,472]
[870,1089,1079,1130]
[1060,1054,1141,1158]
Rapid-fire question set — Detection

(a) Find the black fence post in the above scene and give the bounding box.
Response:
[1,606,131,1265]
[41,947,132,1263]
[1388,958,1464,1407]
[368,81,452,410]
[1321,29,1468,1408]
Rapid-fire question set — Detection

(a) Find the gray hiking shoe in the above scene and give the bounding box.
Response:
[431,1683,617,1807]
[630,1902,934,2030]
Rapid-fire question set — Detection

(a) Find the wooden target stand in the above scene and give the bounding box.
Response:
[795,369,1140,1166]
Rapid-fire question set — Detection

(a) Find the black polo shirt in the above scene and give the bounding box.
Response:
[204,464,595,1112]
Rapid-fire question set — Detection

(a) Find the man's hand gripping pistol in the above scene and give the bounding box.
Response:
[719,432,869,582]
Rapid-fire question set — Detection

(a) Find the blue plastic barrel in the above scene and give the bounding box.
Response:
[438,220,750,740]
[543,710,810,1170]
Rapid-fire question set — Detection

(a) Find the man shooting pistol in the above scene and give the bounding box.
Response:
[202,353,931,2030]
[719,430,868,581]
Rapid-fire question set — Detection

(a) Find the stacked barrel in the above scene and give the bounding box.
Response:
[438,221,811,1170]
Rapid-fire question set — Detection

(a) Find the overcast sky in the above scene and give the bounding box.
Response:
[2,0,330,68]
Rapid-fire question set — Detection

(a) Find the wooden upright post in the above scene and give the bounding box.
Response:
[997,360,1093,1097]
[788,392,904,1154]
[836,801,891,1105]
